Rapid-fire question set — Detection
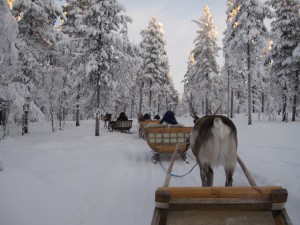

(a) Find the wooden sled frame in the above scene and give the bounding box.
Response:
[151,144,293,225]
[152,186,292,225]
[138,120,161,138]
[144,126,192,163]
[108,120,133,133]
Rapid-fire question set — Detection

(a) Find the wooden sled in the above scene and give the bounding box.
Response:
[144,126,192,163]
[138,120,161,138]
[151,144,293,225]
[108,120,133,133]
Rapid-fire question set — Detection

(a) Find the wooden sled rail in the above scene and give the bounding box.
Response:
[152,186,292,225]
[138,120,161,137]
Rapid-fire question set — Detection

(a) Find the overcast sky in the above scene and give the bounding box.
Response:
[117,0,228,94]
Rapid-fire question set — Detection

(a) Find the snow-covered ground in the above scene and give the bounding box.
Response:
[0,114,299,225]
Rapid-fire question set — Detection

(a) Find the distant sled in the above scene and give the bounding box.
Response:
[143,126,192,163]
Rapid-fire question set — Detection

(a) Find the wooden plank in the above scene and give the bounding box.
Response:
[168,200,272,211]
[149,144,188,154]
[163,144,180,187]
[166,210,276,225]
[157,186,283,200]
[140,120,160,126]
[151,208,168,225]
[144,127,192,134]
[237,155,257,186]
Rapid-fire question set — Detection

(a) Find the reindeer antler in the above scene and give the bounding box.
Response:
[184,88,199,121]
[212,94,225,115]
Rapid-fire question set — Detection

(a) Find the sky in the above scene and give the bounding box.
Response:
[117,0,228,94]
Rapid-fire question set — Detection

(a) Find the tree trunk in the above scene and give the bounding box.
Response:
[59,98,62,130]
[227,68,230,118]
[247,42,252,125]
[292,71,298,121]
[261,92,264,114]
[149,80,152,110]
[237,91,240,114]
[95,112,99,136]
[50,104,55,133]
[205,96,209,115]
[95,74,101,135]
[139,82,144,115]
[96,75,100,109]
[76,84,80,127]
[230,90,234,118]
[24,101,29,134]
[282,82,287,122]
[131,98,134,118]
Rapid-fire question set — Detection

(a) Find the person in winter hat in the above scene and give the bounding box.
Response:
[117,112,128,121]
[159,110,178,125]
[143,113,151,120]
[154,114,160,120]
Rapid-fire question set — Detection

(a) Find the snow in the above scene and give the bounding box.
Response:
[0,115,300,225]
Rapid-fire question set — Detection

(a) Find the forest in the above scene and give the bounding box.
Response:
[0,0,299,137]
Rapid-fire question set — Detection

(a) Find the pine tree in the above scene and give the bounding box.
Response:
[12,0,63,125]
[140,17,175,116]
[0,0,22,127]
[0,0,18,95]
[73,0,132,115]
[224,0,268,124]
[185,5,220,115]
[265,0,300,121]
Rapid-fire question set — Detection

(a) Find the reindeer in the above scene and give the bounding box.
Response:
[187,95,238,187]
[101,113,112,128]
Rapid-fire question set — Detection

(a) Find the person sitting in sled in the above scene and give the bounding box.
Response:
[159,110,178,125]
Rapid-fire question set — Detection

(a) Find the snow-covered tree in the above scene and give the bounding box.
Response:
[224,0,268,124]
[71,0,133,116]
[184,6,220,115]
[11,0,63,126]
[265,0,300,121]
[0,0,19,99]
[139,17,177,116]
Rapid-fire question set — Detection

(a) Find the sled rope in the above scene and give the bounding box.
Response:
[159,159,197,178]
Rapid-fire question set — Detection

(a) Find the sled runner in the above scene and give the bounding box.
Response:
[108,120,133,133]
[143,126,192,163]
[138,120,161,138]
[151,144,293,225]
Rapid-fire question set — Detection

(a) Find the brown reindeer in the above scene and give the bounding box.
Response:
[101,113,112,128]
[187,94,238,187]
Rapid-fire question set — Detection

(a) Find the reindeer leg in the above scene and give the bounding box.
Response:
[200,163,214,187]
[225,167,234,186]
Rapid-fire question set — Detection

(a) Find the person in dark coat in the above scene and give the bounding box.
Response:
[154,114,160,120]
[117,112,128,121]
[143,113,151,120]
[159,110,178,125]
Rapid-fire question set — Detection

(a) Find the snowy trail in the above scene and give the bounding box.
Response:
[0,117,300,225]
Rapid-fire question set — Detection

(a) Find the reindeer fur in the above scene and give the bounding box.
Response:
[190,115,237,187]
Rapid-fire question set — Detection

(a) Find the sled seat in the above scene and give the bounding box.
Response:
[152,186,292,225]
[108,120,132,133]
[144,126,192,162]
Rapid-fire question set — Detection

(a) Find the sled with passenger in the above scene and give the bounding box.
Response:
[143,126,192,163]
[108,120,133,133]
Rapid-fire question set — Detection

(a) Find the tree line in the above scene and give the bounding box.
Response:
[0,0,178,135]
[183,0,299,125]
[0,0,299,138]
